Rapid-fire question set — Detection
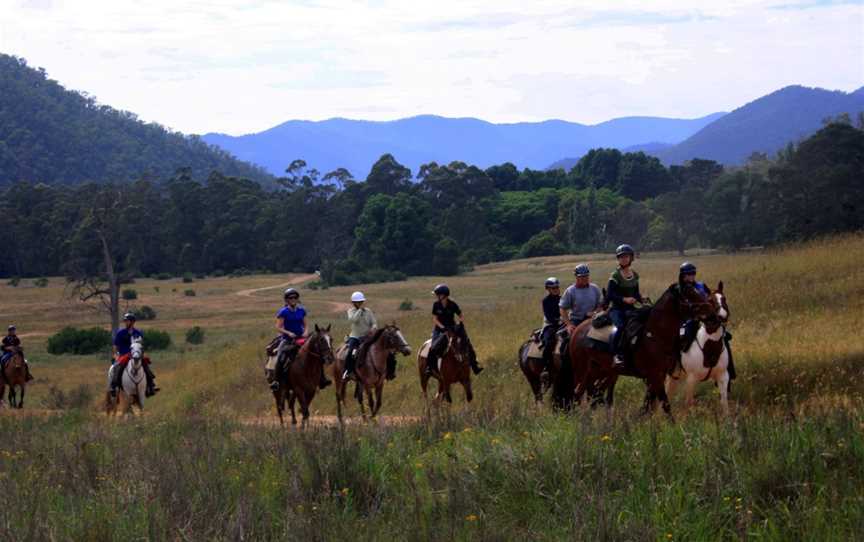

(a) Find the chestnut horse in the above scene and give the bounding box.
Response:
[333,324,412,421]
[272,324,334,427]
[418,327,474,405]
[568,283,714,417]
[0,346,28,409]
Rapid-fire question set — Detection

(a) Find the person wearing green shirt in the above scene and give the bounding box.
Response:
[607,244,643,368]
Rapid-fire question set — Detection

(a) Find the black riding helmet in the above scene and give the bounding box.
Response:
[123,312,136,322]
[283,288,299,300]
[544,277,560,288]
[7,325,16,332]
[679,262,697,276]
[433,284,450,297]
[615,244,635,257]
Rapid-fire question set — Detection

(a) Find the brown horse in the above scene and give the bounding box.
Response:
[418,328,474,405]
[333,324,412,422]
[272,324,334,427]
[518,330,574,409]
[1,346,28,409]
[569,283,714,417]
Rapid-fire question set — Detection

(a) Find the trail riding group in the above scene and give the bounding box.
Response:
[0,244,734,420]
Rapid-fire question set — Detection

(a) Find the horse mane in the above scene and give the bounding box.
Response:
[367,326,389,345]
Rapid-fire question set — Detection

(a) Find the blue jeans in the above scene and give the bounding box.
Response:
[609,308,632,355]
[345,337,361,373]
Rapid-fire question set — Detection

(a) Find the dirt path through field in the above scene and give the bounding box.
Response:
[235,274,317,297]
[240,414,421,428]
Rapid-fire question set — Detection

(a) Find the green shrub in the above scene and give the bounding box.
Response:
[185,326,205,345]
[154,272,173,280]
[184,289,196,297]
[195,272,206,280]
[122,288,138,300]
[153,286,160,293]
[143,329,171,351]
[211,269,225,277]
[47,327,111,355]
[398,300,414,311]
[137,306,157,321]
[7,277,20,287]
[182,273,194,283]
[42,384,93,410]
[33,277,49,288]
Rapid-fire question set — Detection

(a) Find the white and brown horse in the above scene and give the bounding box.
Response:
[666,282,732,413]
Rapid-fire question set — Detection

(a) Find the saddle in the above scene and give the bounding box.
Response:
[586,312,615,343]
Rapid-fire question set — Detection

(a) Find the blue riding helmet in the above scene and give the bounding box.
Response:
[679,262,697,275]
[283,288,299,299]
[544,277,560,288]
[574,264,590,277]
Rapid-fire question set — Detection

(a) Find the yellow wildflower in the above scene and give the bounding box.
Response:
[465,514,478,522]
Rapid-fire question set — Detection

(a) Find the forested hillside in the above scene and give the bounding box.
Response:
[0,54,272,185]
[653,85,864,165]
[2,121,861,284]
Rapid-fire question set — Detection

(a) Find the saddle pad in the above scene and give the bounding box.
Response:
[335,344,348,363]
[526,336,561,359]
[419,339,432,359]
[587,325,615,343]
[265,355,278,371]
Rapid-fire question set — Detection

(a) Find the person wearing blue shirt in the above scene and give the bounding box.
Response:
[110,312,158,397]
[269,288,330,391]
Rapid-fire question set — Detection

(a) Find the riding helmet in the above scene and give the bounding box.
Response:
[7,324,15,331]
[574,263,590,277]
[123,312,136,321]
[351,291,366,302]
[615,244,635,257]
[433,284,450,296]
[679,262,697,275]
[544,277,560,288]
[283,288,299,299]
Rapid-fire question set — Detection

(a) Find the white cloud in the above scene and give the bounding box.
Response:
[0,0,861,134]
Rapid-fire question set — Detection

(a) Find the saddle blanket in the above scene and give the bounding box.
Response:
[525,335,561,359]
[586,325,616,343]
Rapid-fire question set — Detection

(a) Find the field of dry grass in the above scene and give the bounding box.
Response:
[1,235,862,539]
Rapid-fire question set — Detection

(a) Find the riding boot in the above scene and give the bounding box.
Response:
[343,350,357,381]
[110,364,123,395]
[319,367,331,389]
[425,354,437,376]
[386,353,397,380]
[144,365,159,397]
[270,356,284,391]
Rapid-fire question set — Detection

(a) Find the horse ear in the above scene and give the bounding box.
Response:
[315,324,320,333]
[325,324,331,332]
[717,281,724,293]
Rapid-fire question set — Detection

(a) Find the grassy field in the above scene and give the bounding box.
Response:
[1,235,863,540]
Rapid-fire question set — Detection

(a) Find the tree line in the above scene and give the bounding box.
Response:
[1,121,861,287]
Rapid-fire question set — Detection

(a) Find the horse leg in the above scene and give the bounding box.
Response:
[365,388,375,419]
[8,387,15,408]
[685,373,698,408]
[464,378,473,403]
[274,391,285,427]
[18,385,25,409]
[288,392,297,426]
[336,382,345,424]
[357,384,367,419]
[604,376,617,412]
[372,384,382,417]
[718,371,730,415]
[666,373,681,402]
[443,382,453,404]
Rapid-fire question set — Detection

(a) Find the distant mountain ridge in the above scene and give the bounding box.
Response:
[203,113,725,178]
[0,54,273,186]
[652,85,864,165]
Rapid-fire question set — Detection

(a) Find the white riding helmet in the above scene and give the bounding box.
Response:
[350,291,366,303]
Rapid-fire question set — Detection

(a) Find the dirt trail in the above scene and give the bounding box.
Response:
[240,414,421,428]
[235,274,317,297]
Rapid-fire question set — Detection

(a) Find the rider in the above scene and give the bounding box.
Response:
[678,262,736,381]
[343,291,378,382]
[559,264,604,328]
[270,288,330,391]
[111,313,158,397]
[425,284,483,376]
[540,278,562,370]
[1,325,33,381]
[607,244,643,368]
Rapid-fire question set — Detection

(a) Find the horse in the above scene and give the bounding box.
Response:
[418,327,474,405]
[333,324,412,422]
[272,324,334,428]
[518,327,574,409]
[0,346,28,409]
[105,337,148,416]
[666,282,732,413]
[568,283,714,418]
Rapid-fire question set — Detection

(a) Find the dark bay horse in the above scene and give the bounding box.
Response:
[568,283,714,417]
[418,328,474,405]
[518,331,574,410]
[272,325,334,427]
[333,324,412,421]
[1,346,28,409]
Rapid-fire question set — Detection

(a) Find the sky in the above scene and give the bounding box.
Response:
[1,0,862,135]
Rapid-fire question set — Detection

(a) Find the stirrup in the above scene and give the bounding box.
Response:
[269,381,280,391]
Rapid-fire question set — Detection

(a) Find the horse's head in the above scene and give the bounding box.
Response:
[312,324,335,364]
[129,338,144,369]
[710,281,730,324]
[382,323,412,356]
[675,282,714,322]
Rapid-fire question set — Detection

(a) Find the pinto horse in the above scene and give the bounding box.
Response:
[273,325,334,427]
[418,328,474,405]
[333,324,412,422]
[568,283,714,418]
[667,282,732,413]
[0,346,28,409]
